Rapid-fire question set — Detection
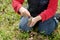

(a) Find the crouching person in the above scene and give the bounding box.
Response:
[12,0,58,35]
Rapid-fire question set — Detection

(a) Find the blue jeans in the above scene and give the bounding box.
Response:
[19,17,58,35]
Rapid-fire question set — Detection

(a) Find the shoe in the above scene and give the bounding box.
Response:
[55,14,60,22]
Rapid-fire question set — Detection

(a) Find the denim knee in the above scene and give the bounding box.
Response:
[19,17,32,32]
[38,17,58,35]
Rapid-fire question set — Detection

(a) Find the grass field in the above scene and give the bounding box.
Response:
[0,0,60,40]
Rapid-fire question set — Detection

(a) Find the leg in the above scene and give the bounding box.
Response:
[38,17,58,35]
[19,17,32,32]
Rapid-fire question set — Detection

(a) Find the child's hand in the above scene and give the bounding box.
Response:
[29,18,37,27]
[29,16,42,27]
[19,7,31,17]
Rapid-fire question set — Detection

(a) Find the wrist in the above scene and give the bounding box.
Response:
[35,16,42,22]
[19,7,24,12]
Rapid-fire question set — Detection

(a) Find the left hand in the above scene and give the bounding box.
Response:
[29,18,37,27]
[29,16,42,27]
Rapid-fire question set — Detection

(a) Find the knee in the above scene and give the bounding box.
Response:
[19,23,32,32]
[19,17,32,32]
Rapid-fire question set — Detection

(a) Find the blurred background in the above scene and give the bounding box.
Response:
[0,0,60,40]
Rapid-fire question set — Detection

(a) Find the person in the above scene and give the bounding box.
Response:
[12,0,59,35]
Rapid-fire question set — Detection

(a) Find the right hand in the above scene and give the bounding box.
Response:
[19,7,31,17]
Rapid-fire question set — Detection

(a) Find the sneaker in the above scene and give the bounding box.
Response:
[55,14,60,22]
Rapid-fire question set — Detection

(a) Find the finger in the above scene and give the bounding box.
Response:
[27,17,32,26]
[30,22,34,27]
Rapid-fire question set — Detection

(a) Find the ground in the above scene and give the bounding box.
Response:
[0,0,60,40]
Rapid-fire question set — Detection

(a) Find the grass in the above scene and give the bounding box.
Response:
[57,0,60,13]
[0,0,60,40]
